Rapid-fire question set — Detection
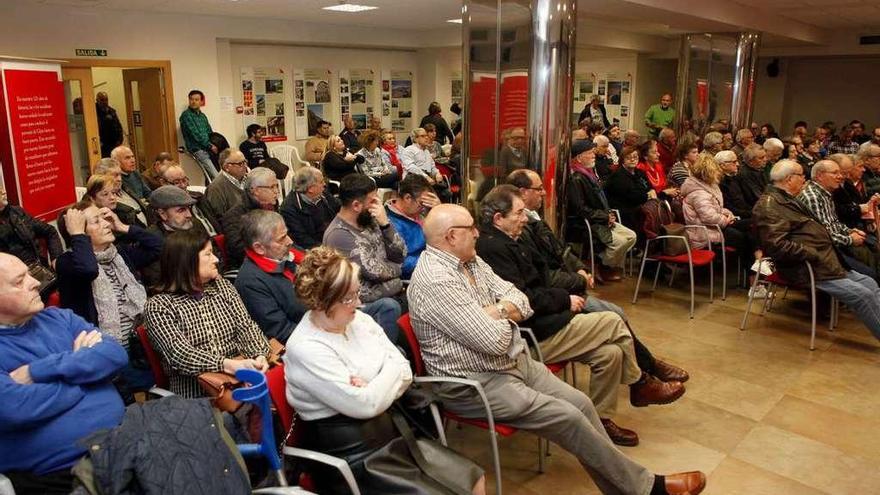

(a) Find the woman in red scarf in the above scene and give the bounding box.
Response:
[637,139,680,199]
[380,130,404,177]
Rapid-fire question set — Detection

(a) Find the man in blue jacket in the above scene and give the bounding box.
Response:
[0,253,128,494]
[385,173,441,278]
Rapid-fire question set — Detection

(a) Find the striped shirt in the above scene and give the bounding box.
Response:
[408,246,533,377]
[144,277,270,398]
[797,181,853,247]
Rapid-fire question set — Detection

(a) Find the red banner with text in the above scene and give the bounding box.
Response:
[0,66,76,220]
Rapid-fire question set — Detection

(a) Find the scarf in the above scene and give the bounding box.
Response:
[245,248,296,282]
[382,143,403,176]
[92,244,147,346]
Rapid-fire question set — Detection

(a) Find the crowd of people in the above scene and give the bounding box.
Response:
[5,88,880,495]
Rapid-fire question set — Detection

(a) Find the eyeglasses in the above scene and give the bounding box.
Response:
[257,184,280,191]
[341,290,361,306]
[227,160,248,167]
[168,178,189,186]
[526,185,544,192]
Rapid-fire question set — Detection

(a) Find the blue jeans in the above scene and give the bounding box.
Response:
[816,270,880,341]
[192,149,219,182]
[361,297,402,343]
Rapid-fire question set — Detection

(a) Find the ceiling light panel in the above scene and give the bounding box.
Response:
[322,3,378,12]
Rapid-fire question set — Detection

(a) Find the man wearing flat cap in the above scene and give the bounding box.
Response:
[565,139,637,282]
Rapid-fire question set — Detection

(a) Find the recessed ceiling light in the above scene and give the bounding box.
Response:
[322,3,378,12]
[446,18,463,24]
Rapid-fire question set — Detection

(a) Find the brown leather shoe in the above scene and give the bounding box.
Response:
[601,418,639,447]
[630,374,685,407]
[652,359,690,383]
[664,471,706,495]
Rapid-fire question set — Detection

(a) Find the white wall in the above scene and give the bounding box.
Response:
[634,55,678,136]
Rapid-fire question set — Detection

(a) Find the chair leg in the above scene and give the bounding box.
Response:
[709,260,714,303]
[829,297,837,331]
[721,250,727,301]
[810,283,817,351]
[632,253,649,304]
[537,435,545,473]
[740,274,760,330]
[668,264,677,287]
[688,261,696,318]
[571,362,578,388]
[488,430,503,495]
[761,284,775,315]
[651,262,662,291]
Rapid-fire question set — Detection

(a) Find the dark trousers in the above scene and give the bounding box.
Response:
[6,469,73,495]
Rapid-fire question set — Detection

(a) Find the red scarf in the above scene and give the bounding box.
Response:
[637,160,667,194]
[382,143,403,176]
[245,248,297,282]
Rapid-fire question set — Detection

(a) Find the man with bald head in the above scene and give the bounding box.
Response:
[408,205,707,495]
[111,145,151,202]
[96,92,123,158]
[0,253,128,493]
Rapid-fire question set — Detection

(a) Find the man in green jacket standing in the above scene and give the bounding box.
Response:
[644,93,675,139]
[179,89,219,181]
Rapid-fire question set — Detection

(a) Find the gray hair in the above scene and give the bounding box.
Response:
[742,143,765,163]
[411,127,426,140]
[703,132,723,149]
[856,144,880,162]
[219,148,243,167]
[244,166,276,191]
[735,128,753,143]
[826,153,852,169]
[240,210,285,249]
[478,184,519,227]
[714,150,737,164]
[763,137,784,151]
[624,129,640,139]
[294,166,323,193]
[93,157,120,175]
[811,159,838,180]
[769,159,803,182]
[593,134,609,146]
[659,127,675,140]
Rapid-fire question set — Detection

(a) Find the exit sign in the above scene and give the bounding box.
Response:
[75,49,108,57]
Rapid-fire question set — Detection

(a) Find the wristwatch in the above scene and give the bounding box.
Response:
[495,303,508,319]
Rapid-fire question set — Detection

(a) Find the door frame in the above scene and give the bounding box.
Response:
[64,58,178,158]
[60,67,101,171]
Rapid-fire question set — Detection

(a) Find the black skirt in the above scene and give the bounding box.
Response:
[300,410,482,495]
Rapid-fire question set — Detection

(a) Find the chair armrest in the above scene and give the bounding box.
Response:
[148,387,175,398]
[281,447,360,495]
[412,376,500,438]
[518,327,545,363]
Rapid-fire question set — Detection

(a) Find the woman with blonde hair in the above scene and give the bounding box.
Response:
[284,246,486,495]
[322,134,364,182]
[85,174,146,228]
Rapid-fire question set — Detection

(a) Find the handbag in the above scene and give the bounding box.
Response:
[661,222,688,256]
[199,338,284,413]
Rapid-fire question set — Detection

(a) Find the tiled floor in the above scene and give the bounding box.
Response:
[441,273,880,494]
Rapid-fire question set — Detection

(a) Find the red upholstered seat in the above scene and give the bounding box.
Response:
[546,362,567,374]
[46,290,60,308]
[135,325,168,389]
[655,249,715,266]
[765,272,788,285]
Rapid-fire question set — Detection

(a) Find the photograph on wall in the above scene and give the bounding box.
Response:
[294,68,333,138]
[607,81,622,105]
[451,76,463,105]
[339,68,377,127]
[599,73,633,130]
[352,113,367,129]
[240,66,288,141]
[391,80,411,98]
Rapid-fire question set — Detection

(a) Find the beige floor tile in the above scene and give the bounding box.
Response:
[704,457,828,495]
[677,367,786,422]
[730,425,880,495]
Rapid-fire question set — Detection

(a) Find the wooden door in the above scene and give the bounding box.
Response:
[123,68,169,171]
[61,67,100,184]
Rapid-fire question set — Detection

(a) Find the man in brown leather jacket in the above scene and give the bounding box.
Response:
[753,159,880,342]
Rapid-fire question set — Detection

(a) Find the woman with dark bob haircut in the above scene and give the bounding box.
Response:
[144,229,270,398]
[283,246,486,495]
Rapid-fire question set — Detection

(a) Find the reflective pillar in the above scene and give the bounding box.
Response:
[729,32,761,131]
[461,0,576,233]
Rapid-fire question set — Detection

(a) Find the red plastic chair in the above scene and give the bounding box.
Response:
[264,365,361,495]
[46,291,61,308]
[213,234,228,261]
[398,313,548,495]
[134,325,173,397]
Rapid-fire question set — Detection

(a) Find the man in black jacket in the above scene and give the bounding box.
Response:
[736,143,769,208]
[219,167,279,270]
[280,166,340,249]
[0,186,63,295]
[578,95,611,130]
[476,185,684,446]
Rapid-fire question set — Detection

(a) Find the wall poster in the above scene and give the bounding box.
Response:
[240,67,287,142]
[293,68,332,139]
[597,73,633,130]
[451,70,463,106]
[381,69,413,133]
[338,68,376,131]
[572,72,597,125]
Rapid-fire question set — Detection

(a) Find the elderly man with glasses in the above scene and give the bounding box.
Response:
[204,148,249,222]
[219,166,279,270]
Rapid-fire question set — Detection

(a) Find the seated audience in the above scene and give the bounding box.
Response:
[851,120,870,145]
[681,155,756,272]
[566,140,637,282]
[339,114,360,152]
[656,128,677,173]
[637,139,678,198]
[304,120,332,166]
[793,121,809,140]
[829,125,859,155]
[797,137,821,176]
[355,129,399,188]
[721,130,734,150]
[159,164,220,235]
[385,174,440,278]
[755,160,880,343]
[380,130,406,178]
[731,128,754,159]
[85,174,145,229]
[667,141,699,188]
[204,148,249,222]
[239,123,269,168]
[284,246,485,494]
[858,144,880,197]
[479,185,683,446]
[736,143,769,208]
[92,158,149,226]
[111,145,150,202]
[497,126,527,174]
[798,159,878,280]
[235,210,306,344]
[702,131,724,156]
[831,152,875,230]
[142,151,174,191]
[323,174,407,341]
[409,203,707,494]
[606,145,657,229]
[592,134,615,179]
[322,134,362,182]
[144,229,270,398]
[219,167,279,269]
[763,137,784,166]
[56,202,161,349]
[0,185,63,294]
[402,127,450,201]
[418,101,455,145]
[716,150,752,221]
[280,166,340,250]
[0,253,127,495]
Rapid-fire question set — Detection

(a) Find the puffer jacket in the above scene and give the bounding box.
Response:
[680,176,732,249]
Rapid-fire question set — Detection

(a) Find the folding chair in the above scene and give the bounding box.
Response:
[134,325,175,398]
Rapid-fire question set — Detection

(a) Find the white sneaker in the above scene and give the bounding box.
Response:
[751,259,774,276]
[749,285,769,299]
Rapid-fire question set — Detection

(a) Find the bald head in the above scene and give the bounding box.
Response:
[424,204,471,246]
[0,253,44,325]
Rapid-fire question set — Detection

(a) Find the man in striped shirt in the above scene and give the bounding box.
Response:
[407,204,707,495]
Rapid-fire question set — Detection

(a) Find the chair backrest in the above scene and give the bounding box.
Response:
[270,145,296,168]
[213,234,228,261]
[231,369,283,473]
[396,313,425,376]
[640,198,674,240]
[136,325,169,389]
[266,364,294,433]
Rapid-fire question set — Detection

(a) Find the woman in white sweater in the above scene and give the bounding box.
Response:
[284,246,485,495]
